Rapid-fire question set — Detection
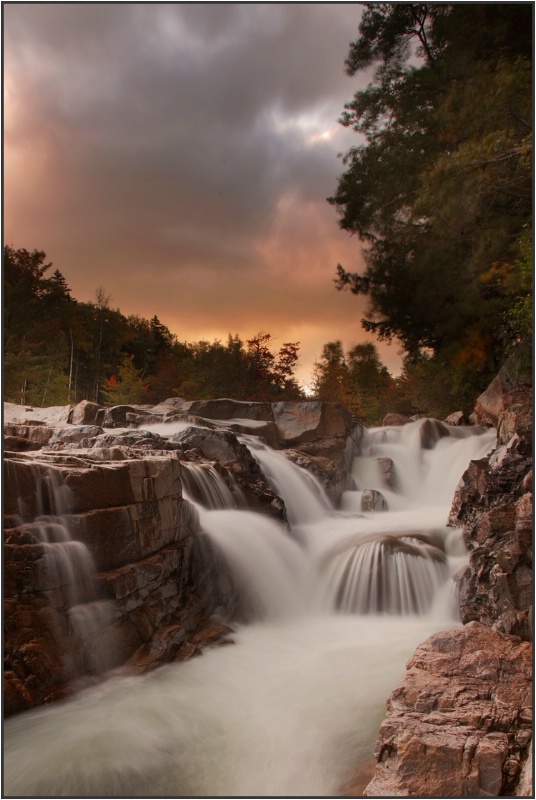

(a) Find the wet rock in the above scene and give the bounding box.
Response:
[443,410,468,426]
[4,423,55,452]
[49,426,104,446]
[96,404,156,428]
[92,429,171,451]
[68,400,103,426]
[449,430,532,641]
[376,457,396,489]
[420,418,450,449]
[284,450,354,506]
[171,427,287,520]
[364,622,532,798]
[361,489,388,512]
[3,450,228,716]
[273,400,353,446]
[472,340,532,445]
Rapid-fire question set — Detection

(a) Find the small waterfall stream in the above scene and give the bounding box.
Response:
[5,460,116,679]
[4,419,496,797]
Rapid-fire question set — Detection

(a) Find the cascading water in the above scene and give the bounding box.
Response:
[4,419,496,798]
[6,460,116,679]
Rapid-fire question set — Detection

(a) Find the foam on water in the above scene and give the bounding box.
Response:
[4,419,496,797]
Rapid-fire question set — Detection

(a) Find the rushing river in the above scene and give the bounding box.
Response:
[4,419,496,798]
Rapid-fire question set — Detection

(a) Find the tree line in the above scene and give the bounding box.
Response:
[4,244,449,426]
[5,241,521,427]
[3,246,304,409]
[328,3,532,410]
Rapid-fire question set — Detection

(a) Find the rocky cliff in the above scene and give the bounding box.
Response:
[360,351,533,797]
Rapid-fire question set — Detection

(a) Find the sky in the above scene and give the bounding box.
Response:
[4,2,403,390]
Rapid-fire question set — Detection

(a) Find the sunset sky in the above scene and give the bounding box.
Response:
[4,2,403,390]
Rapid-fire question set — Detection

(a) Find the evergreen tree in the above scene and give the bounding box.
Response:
[329,3,532,398]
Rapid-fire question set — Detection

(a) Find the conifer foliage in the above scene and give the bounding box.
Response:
[329,3,532,401]
[3,246,303,406]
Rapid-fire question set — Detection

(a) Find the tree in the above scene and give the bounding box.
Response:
[244,332,302,401]
[101,355,148,405]
[3,246,74,405]
[313,340,394,425]
[329,3,532,399]
[311,341,348,404]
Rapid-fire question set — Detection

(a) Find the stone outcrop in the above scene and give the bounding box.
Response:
[3,422,55,452]
[67,400,103,426]
[361,489,388,512]
[3,452,230,717]
[171,427,286,519]
[471,340,532,445]
[363,622,532,798]
[363,349,532,797]
[449,432,532,642]
[284,449,354,506]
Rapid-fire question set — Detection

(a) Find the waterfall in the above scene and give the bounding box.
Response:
[243,437,332,524]
[5,460,116,679]
[4,419,496,798]
[181,462,243,509]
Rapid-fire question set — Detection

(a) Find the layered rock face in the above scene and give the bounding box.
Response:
[4,452,227,716]
[361,352,533,798]
[4,398,360,717]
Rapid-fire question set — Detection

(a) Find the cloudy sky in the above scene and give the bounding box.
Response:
[4,2,402,388]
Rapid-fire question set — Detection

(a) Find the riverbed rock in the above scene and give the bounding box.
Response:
[68,400,103,426]
[49,425,104,446]
[173,426,287,520]
[4,422,55,452]
[449,430,532,641]
[284,449,354,506]
[444,410,468,426]
[376,457,396,489]
[472,340,532,445]
[363,622,532,798]
[419,418,450,449]
[361,489,388,512]
[3,451,227,716]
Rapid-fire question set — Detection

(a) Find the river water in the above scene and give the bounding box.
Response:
[4,419,495,797]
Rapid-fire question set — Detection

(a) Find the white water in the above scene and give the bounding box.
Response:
[6,461,116,678]
[4,419,496,798]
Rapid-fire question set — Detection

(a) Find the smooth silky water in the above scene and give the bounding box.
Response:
[4,419,496,798]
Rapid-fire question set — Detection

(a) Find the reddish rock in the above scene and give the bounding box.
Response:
[364,623,532,798]
[472,343,532,445]
[68,400,103,426]
[444,411,468,426]
[3,451,224,717]
[273,400,353,445]
[284,449,353,505]
[449,431,532,641]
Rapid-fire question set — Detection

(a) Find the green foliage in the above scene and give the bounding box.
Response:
[101,355,148,405]
[329,3,533,396]
[312,340,395,425]
[503,233,533,346]
[3,248,305,406]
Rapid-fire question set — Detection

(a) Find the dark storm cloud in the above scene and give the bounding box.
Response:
[5,3,401,382]
[6,3,360,251]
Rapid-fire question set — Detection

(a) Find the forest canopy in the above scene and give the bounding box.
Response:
[329,3,532,406]
[3,245,303,408]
